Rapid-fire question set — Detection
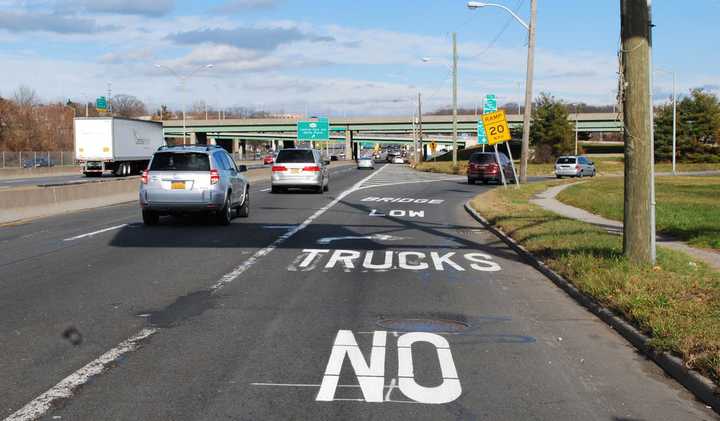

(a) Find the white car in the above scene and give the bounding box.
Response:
[357,157,375,169]
[392,156,405,164]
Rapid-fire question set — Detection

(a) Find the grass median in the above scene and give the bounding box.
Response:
[557,176,720,251]
[469,180,720,385]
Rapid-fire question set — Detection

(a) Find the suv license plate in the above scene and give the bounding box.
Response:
[171,181,185,190]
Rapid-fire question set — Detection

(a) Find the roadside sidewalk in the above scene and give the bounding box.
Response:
[531,182,720,271]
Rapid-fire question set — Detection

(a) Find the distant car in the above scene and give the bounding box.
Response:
[392,156,405,164]
[271,148,329,193]
[555,156,596,178]
[467,152,515,185]
[357,157,375,169]
[23,157,54,168]
[330,155,339,161]
[139,145,250,226]
[263,154,275,165]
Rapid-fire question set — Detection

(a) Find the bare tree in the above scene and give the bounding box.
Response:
[111,94,147,118]
[13,85,38,108]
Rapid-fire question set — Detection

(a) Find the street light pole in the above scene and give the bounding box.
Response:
[467,1,536,183]
[520,0,537,184]
[155,63,214,145]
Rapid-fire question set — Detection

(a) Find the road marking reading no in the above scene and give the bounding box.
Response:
[317,330,461,404]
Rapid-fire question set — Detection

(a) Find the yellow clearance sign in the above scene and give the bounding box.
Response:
[481,110,512,145]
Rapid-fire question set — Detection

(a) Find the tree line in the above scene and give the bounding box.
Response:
[2,84,718,159]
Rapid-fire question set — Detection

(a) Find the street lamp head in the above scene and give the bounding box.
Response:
[467,1,488,9]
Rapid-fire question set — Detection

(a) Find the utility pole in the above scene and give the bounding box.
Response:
[620,0,656,264]
[418,91,424,162]
[519,0,537,184]
[452,32,459,169]
[671,71,677,175]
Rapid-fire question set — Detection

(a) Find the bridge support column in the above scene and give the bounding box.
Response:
[344,130,353,161]
[193,132,207,145]
[232,138,239,154]
[240,140,247,160]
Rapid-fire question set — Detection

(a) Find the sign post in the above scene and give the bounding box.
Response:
[482,110,515,188]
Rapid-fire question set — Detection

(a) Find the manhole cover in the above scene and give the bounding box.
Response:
[377,318,470,333]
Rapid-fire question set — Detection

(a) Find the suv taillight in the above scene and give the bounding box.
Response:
[210,169,220,184]
[141,170,149,184]
[272,165,287,172]
[303,165,321,172]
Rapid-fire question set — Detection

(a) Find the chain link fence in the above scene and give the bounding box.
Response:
[0,151,77,168]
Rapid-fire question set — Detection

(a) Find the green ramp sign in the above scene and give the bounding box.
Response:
[297,118,329,141]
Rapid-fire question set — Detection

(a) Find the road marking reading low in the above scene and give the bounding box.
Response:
[10,165,391,421]
[62,224,128,241]
[289,249,502,272]
[369,209,424,218]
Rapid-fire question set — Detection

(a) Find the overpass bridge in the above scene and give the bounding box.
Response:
[162,112,622,157]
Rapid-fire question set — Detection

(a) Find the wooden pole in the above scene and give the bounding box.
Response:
[621,0,655,264]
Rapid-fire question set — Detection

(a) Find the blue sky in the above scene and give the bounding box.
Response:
[0,0,718,115]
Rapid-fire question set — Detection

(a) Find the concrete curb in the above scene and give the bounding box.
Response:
[463,200,720,414]
[0,166,82,180]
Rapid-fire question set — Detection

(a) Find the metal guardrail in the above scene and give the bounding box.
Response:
[1,151,76,168]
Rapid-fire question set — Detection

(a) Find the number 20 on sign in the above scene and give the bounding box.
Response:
[481,110,512,145]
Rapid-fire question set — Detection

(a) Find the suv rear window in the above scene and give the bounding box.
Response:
[275,150,315,164]
[469,153,496,164]
[149,152,210,171]
[556,157,576,164]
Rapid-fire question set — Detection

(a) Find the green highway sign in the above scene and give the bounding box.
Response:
[297,119,329,141]
[96,96,107,111]
[483,94,497,114]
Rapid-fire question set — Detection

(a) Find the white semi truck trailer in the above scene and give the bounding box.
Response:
[74,117,165,177]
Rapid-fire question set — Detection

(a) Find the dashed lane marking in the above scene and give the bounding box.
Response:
[62,224,129,242]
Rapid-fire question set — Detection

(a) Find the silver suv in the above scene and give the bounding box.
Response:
[139,145,250,225]
[271,148,329,193]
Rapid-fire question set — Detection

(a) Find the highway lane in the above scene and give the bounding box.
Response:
[2,164,715,420]
[0,162,359,417]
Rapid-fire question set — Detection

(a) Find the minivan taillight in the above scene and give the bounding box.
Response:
[272,165,287,172]
[210,169,220,184]
[141,170,149,184]
[303,165,321,172]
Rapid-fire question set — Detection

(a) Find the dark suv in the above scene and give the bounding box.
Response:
[467,152,515,185]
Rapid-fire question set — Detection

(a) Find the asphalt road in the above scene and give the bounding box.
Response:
[0,164,715,420]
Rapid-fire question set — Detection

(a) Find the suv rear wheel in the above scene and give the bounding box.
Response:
[238,188,250,217]
[216,195,232,225]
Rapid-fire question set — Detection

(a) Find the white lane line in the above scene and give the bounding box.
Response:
[259,188,271,192]
[5,328,157,421]
[62,224,128,242]
[210,164,387,291]
[7,165,389,421]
